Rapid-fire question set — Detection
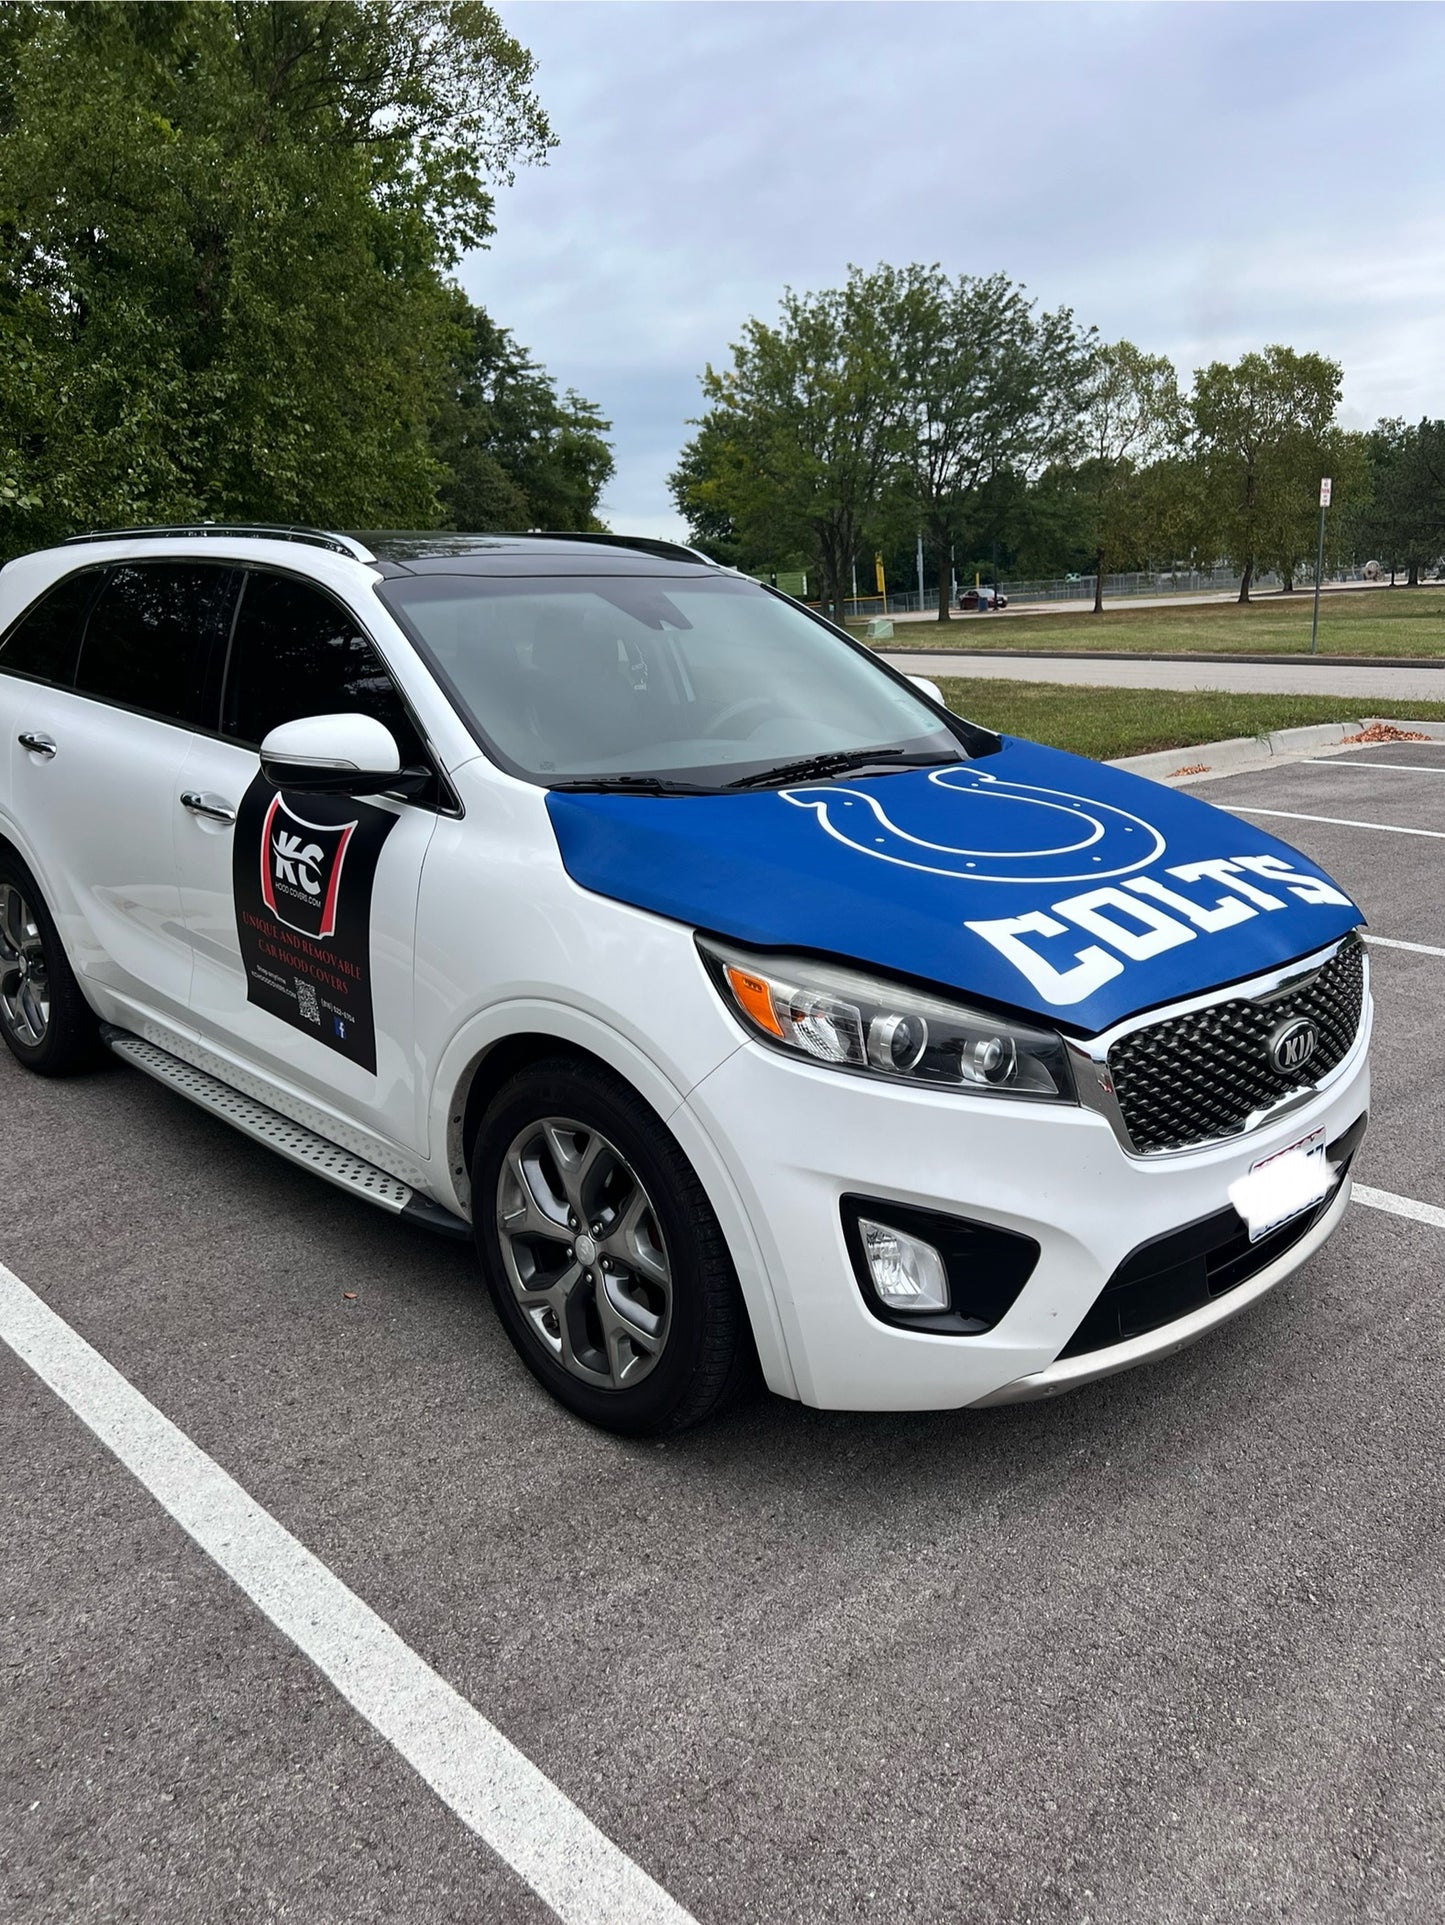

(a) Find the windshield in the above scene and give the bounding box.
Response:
[377,572,979,789]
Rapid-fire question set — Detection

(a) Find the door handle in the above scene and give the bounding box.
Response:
[17,732,56,759]
[180,790,236,825]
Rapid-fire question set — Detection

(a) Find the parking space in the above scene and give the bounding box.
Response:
[5,744,1445,1925]
[1182,744,1445,1213]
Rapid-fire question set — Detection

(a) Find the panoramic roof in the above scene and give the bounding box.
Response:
[355,530,718,576]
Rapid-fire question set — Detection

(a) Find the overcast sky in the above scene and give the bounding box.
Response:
[470,1,1445,539]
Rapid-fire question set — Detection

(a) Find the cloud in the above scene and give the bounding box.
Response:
[474,1,1445,537]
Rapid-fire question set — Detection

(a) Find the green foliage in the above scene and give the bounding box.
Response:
[433,297,613,531]
[668,413,749,567]
[1352,418,1445,583]
[686,266,911,620]
[674,264,1091,619]
[891,267,1093,618]
[1188,345,1345,600]
[0,0,575,557]
[1068,341,1182,608]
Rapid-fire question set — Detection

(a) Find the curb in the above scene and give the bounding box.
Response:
[1108,717,1445,785]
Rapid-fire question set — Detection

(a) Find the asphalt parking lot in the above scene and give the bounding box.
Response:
[4,743,1445,1925]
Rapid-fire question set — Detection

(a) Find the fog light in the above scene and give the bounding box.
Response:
[858,1217,950,1312]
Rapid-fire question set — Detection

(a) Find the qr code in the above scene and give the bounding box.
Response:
[295,978,321,1026]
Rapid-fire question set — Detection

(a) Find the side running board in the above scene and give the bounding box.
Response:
[101,1027,471,1240]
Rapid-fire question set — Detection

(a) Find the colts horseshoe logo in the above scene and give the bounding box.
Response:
[779,766,1165,884]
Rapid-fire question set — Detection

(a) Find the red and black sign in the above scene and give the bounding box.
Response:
[233,777,398,1072]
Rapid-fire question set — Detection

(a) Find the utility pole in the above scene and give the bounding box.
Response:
[915,532,925,611]
[1310,477,1331,655]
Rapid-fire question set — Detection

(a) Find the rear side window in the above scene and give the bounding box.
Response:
[75,563,238,726]
[0,569,102,685]
[222,570,425,763]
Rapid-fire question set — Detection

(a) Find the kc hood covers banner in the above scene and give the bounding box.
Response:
[545,739,1363,1034]
[234,778,398,1071]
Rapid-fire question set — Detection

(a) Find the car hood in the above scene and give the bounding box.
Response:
[545,738,1363,1035]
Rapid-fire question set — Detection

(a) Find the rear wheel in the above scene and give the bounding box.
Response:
[473,1056,750,1434]
[0,854,100,1076]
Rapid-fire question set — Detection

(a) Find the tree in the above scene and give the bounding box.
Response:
[1071,341,1181,611]
[892,269,1092,621]
[684,267,909,623]
[1189,346,1343,603]
[668,413,748,566]
[433,298,613,531]
[0,1,555,557]
[1354,418,1445,584]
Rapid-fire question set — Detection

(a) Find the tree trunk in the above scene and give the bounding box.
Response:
[1237,557,1254,605]
[934,547,952,622]
[1282,571,1294,593]
[1408,559,1420,587]
[1092,551,1104,614]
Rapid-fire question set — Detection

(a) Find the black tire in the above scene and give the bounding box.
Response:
[472,1055,752,1435]
[0,849,101,1076]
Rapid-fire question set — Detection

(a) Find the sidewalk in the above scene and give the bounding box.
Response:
[881,649,1445,701]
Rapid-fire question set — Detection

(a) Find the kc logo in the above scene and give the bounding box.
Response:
[259,794,358,940]
[271,828,325,898]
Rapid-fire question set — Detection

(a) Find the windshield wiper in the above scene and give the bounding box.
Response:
[727,748,963,790]
[548,775,721,796]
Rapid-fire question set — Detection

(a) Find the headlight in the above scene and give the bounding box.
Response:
[697,937,1076,1102]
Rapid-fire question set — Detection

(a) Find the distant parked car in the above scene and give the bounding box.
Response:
[958,586,1007,611]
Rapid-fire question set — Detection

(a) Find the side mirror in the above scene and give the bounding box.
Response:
[909,675,945,706]
[259,713,422,796]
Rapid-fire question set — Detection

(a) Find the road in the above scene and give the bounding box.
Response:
[5,745,1445,1924]
[885,647,1445,701]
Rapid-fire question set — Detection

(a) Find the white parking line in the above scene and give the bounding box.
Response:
[1362,933,1445,960]
[1224,806,1445,840]
[1303,760,1445,774]
[0,1262,696,1925]
[1354,1185,1445,1232]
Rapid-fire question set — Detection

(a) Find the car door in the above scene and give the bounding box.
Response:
[175,566,441,1154]
[2,559,238,1030]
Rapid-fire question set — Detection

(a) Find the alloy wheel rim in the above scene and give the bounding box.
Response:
[0,883,50,1048]
[495,1116,673,1391]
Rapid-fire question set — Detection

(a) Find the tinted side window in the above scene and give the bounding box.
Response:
[76,563,237,725]
[0,569,103,685]
[223,571,425,763]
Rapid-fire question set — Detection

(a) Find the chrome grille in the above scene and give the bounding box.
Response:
[1107,938,1366,1155]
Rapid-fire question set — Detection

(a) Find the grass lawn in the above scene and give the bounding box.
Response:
[934,676,1445,762]
[855,585,1445,658]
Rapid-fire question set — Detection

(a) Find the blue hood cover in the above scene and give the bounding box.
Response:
[546,738,1363,1034]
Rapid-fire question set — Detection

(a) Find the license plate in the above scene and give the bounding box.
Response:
[1228,1128,1329,1242]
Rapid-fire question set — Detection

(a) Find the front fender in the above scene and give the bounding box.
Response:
[429,998,797,1400]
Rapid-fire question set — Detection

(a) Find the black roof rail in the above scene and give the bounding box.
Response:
[60,524,376,563]
[350,529,717,567]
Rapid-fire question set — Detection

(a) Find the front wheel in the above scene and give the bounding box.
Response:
[473,1057,751,1435]
[0,854,100,1075]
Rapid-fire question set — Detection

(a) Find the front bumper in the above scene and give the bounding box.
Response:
[684,992,1372,1411]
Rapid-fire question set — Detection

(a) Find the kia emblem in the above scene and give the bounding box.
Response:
[1268,1016,1319,1076]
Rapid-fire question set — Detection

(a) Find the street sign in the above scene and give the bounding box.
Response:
[1311,482,1331,654]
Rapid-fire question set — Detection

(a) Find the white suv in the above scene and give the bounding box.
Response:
[0,527,1370,1432]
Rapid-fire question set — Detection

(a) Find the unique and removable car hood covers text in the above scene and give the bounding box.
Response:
[545,739,1364,1034]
